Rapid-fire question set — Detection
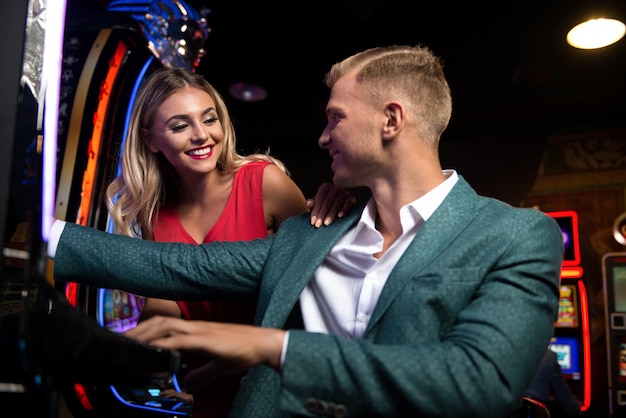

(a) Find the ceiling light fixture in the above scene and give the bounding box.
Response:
[567,17,626,49]
[228,82,268,102]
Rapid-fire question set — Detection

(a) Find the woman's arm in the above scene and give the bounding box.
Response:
[261,164,355,232]
[138,298,182,322]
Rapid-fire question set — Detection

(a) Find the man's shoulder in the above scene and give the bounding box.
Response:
[481,198,560,231]
[280,204,363,233]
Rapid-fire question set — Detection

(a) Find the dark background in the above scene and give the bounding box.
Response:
[79,0,626,203]
[184,0,626,203]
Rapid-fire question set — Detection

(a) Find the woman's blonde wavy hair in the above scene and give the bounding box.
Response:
[106,67,286,240]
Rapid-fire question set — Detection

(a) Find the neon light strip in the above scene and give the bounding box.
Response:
[105,56,154,235]
[73,382,95,411]
[41,0,68,240]
[561,266,584,279]
[75,41,127,226]
[577,279,592,411]
[109,377,188,415]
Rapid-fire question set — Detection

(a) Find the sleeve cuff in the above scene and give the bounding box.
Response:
[279,330,290,373]
[47,219,67,259]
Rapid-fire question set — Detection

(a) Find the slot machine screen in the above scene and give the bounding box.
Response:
[550,336,581,381]
[611,264,626,312]
[546,211,580,266]
[98,289,145,333]
[556,284,579,328]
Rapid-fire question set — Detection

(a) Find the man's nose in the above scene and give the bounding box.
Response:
[318,127,330,149]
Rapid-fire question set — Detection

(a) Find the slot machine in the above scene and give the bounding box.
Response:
[0,1,179,416]
[602,211,626,415]
[546,210,590,413]
[602,252,626,415]
[48,1,209,416]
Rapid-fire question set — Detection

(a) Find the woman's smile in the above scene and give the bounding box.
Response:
[185,144,214,159]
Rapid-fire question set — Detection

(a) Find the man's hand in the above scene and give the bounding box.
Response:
[124,317,286,377]
[307,182,356,228]
[160,387,194,404]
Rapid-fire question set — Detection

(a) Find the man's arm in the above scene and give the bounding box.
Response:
[50,221,268,301]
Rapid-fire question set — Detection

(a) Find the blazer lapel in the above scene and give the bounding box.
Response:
[259,206,365,329]
[366,178,481,333]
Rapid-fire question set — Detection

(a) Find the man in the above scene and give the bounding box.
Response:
[48,45,563,417]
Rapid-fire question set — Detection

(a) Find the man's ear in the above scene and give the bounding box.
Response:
[142,128,159,153]
[381,102,404,140]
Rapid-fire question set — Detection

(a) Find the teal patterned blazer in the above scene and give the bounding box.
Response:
[54,177,564,417]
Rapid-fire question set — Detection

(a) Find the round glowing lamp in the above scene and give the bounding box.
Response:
[567,18,626,49]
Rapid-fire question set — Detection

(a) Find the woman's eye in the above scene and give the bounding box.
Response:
[170,123,188,132]
[203,116,218,125]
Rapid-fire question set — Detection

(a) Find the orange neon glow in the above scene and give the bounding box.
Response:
[75,41,127,227]
[561,266,584,279]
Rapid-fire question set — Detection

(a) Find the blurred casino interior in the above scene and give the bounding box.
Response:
[1,1,626,417]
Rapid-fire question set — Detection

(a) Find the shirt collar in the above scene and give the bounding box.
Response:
[359,169,459,232]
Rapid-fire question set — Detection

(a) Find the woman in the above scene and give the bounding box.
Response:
[106,67,353,417]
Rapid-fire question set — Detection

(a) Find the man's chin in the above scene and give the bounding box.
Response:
[332,166,359,188]
[333,177,356,190]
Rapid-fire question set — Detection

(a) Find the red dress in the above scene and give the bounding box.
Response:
[153,161,270,418]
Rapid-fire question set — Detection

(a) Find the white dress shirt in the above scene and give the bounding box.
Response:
[298,170,458,339]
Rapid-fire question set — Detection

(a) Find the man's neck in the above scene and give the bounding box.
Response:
[372,206,402,259]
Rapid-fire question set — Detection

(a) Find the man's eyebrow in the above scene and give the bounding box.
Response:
[325,104,340,115]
